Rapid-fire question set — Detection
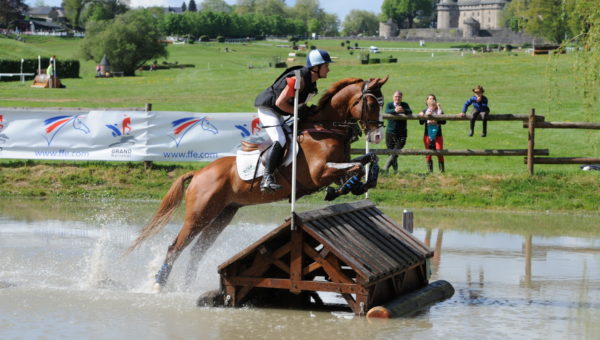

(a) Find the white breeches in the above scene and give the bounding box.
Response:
[257,107,287,147]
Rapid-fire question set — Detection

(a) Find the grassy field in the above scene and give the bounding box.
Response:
[1,35,599,213]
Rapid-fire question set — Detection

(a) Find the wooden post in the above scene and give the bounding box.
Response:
[289,227,303,294]
[144,103,153,170]
[402,210,413,233]
[527,108,536,175]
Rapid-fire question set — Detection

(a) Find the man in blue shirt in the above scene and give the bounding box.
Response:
[460,85,490,137]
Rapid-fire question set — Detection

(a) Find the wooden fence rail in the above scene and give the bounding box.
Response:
[352,149,549,156]
[526,157,600,164]
[385,113,545,122]
[524,121,600,129]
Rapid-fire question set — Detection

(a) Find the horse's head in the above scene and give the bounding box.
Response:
[316,76,388,144]
[72,115,90,134]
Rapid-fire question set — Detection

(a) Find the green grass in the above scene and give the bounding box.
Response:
[0,36,599,214]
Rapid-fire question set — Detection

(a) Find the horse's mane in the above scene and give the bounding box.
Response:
[318,77,363,108]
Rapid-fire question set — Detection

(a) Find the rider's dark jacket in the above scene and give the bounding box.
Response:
[254,66,317,116]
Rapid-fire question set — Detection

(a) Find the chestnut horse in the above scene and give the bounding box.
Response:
[127,76,388,290]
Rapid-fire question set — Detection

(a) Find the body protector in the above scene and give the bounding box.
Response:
[254,66,317,116]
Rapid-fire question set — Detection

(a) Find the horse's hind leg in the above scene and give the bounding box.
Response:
[184,205,239,287]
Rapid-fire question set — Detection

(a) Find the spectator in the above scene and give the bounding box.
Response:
[383,90,412,173]
[460,85,490,137]
[418,94,446,173]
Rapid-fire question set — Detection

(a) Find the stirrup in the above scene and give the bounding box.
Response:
[260,174,281,192]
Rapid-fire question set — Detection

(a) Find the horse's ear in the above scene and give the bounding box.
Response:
[378,75,389,86]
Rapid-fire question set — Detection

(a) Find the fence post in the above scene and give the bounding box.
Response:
[144,103,153,170]
[402,210,413,233]
[527,108,536,175]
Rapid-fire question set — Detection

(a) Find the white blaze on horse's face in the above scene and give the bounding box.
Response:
[366,96,384,144]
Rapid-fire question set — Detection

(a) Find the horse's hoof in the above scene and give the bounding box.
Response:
[324,187,339,201]
[152,283,163,293]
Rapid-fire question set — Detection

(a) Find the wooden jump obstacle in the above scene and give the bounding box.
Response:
[31,74,62,88]
[209,200,453,316]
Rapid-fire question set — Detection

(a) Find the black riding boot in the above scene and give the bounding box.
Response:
[427,159,434,173]
[439,161,445,173]
[469,117,476,137]
[260,142,284,192]
[481,118,488,137]
[383,155,397,173]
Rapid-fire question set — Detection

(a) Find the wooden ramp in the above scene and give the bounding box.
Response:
[31,74,61,88]
[217,200,434,315]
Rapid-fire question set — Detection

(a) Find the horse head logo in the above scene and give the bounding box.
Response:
[169,116,218,147]
[43,115,90,146]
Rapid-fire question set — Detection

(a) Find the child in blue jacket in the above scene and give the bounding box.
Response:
[460,85,490,137]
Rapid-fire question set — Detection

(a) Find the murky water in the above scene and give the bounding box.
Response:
[1,199,599,339]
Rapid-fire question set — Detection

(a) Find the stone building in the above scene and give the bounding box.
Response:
[437,0,510,31]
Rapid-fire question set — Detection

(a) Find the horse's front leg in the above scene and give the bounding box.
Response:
[323,153,380,201]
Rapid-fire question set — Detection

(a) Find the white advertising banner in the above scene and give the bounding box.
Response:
[0,109,267,162]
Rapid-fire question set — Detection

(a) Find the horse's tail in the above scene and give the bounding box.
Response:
[125,171,196,254]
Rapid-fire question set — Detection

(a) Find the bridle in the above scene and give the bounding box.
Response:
[349,81,385,135]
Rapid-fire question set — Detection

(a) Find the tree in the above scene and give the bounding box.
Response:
[381,0,432,29]
[188,0,197,12]
[80,9,168,76]
[0,0,28,28]
[181,1,187,12]
[290,0,323,26]
[80,0,129,26]
[199,0,232,13]
[234,0,255,15]
[63,0,90,28]
[254,0,287,17]
[503,0,571,43]
[342,9,379,36]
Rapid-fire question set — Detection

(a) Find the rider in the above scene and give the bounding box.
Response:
[254,49,332,191]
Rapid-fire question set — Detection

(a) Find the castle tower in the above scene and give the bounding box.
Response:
[437,0,459,29]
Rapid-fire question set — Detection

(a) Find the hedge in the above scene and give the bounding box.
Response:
[0,58,80,81]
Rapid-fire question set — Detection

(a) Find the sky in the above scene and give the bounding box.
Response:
[26,0,385,21]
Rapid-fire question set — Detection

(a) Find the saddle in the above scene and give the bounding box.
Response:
[236,131,296,181]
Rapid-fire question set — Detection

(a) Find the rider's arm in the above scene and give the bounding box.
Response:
[275,77,298,114]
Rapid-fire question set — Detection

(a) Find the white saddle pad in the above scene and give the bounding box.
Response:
[236,142,297,181]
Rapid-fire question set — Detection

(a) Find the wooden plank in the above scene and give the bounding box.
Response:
[224,277,367,295]
[524,121,600,129]
[314,216,385,274]
[303,219,372,280]
[289,228,303,293]
[328,214,396,275]
[336,212,407,272]
[296,200,374,222]
[303,244,354,285]
[364,212,433,270]
[384,113,545,122]
[527,157,600,164]
[349,210,418,268]
[367,210,433,257]
[351,149,550,156]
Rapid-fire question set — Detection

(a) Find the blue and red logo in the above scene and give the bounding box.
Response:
[170,117,218,147]
[43,115,90,146]
[106,115,135,147]
[235,117,262,137]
